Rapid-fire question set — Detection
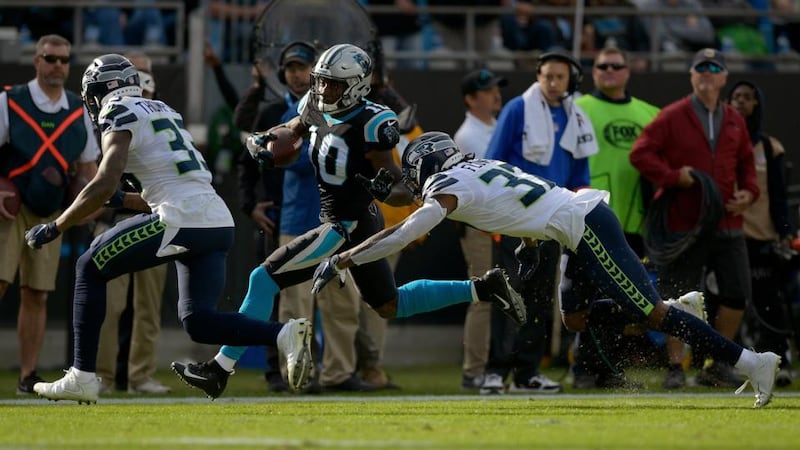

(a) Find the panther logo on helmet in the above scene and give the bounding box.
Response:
[310,44,372,114]
[401,132,466,197]
[81,53,142,121]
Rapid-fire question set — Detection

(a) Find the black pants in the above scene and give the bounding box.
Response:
[485,236,560,383]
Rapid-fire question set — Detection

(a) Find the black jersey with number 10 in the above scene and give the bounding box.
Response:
[299,95,400,222]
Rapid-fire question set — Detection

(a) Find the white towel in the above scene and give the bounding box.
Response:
[521,83,599,165]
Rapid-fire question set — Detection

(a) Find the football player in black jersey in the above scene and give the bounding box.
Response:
[172,44,526,398]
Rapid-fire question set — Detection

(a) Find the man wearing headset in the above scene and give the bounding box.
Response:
[482,51,598,394]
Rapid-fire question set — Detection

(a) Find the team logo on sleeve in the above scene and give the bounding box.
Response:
[382,122,400,143]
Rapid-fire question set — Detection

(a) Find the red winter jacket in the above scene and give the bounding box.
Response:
[630,96,758,232]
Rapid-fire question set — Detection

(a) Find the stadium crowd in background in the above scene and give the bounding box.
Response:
[3,1,800,66]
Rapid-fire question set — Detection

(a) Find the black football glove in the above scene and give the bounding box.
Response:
[311,255,346,295]
[246,132,277,168]
[104,189,126,209]
[515,241,540,281]
[355,168,395,202]
[25,222,61,249]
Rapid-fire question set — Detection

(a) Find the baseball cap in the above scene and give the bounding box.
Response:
[461,69,507,96]
[691,48,727,71]
[281,42,316,67]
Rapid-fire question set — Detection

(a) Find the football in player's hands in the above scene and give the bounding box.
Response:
[265,126,302,167]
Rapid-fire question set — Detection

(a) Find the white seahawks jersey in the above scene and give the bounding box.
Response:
[423,159,607,250]
[98,96,233,228]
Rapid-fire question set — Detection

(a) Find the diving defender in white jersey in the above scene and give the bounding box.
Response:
[313,131,782,408]
[24,54,312,404]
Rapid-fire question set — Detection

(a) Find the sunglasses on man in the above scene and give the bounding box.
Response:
[39,54,71,65]
[694,62,724,74]
[595,62,627,71]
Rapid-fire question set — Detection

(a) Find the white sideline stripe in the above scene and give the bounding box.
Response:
[146,437,433,448]
[4,391,800,406]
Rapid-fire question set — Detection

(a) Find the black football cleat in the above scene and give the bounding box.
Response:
[171,360,231,399]
[473,268,527,326]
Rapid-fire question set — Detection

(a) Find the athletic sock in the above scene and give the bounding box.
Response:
[734,348,760,373]
[214,353,237,372]
[73,368,97,381]
[660,306,742,365]
[220,266,279,361]
[396,279,473,318]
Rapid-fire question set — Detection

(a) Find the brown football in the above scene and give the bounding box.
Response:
[0,176,20,217]
[266,126,302,167]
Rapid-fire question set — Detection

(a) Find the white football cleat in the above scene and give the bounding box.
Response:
[736,351,781,408]
[664,291,707,322]
[277,318,313,392]
[34,367,100,404]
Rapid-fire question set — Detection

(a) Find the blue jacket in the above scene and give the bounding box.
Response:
[278,102,321,235]
[485,96,590,190]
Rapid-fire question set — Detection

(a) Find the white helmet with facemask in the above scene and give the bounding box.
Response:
[311,44,372,113]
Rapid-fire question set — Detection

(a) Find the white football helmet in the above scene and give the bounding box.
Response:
[311,43,372,113]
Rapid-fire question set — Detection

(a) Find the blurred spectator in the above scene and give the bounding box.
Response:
[83,7,125,46]
[228,42,286,392]
[703,0,769,56]
[427,0,510,60]
[204,41,245,186]
[573,48,660,388]
[454,68,507,390]
[540,0,576,50]
[124,1,167,46]
[630,48,757,390]
[208,0,267,62]
[635,0,716,52]
[727,80,794,387]
[771,0,800,53]
[83,1,166,47]
[482,52,596,395]
[499,0,559,54]
[360,39,417,389]
[0,35,100,394]
[581,0,650,56]
[21,8,75,43]
[367,0,426,69]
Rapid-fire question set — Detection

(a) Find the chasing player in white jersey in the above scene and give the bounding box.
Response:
[24,54,312,404]
[313,131,782,408]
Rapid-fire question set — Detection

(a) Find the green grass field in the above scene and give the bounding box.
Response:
[1,365,799,449]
